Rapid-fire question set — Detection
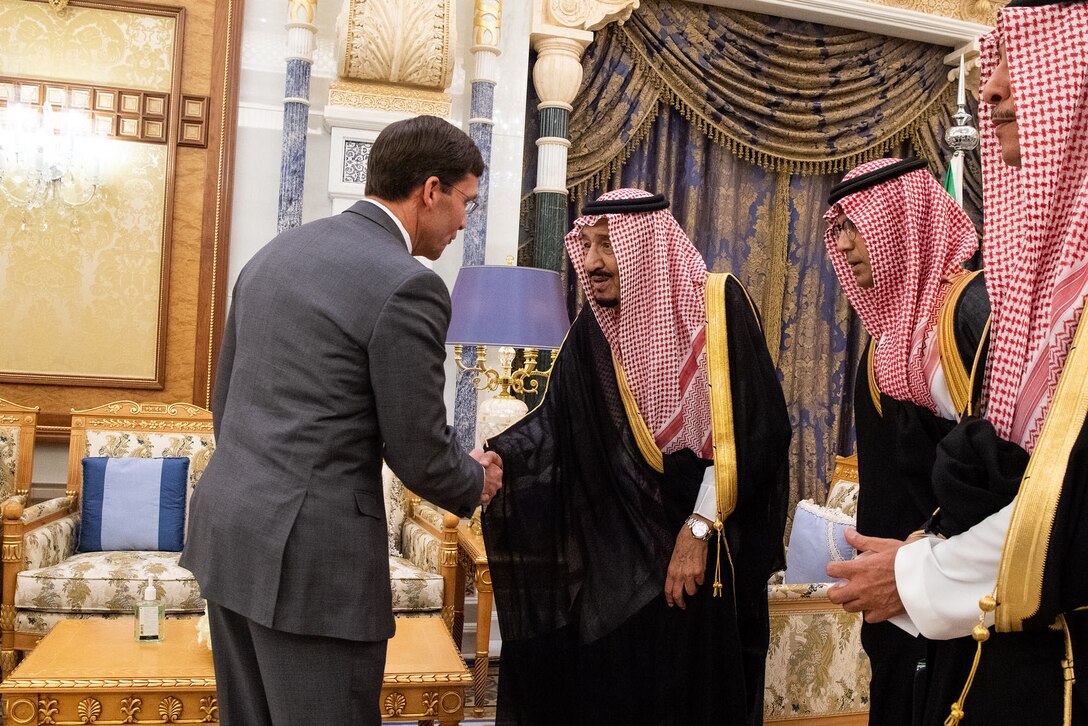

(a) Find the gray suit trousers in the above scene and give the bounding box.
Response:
[206,600,387,726]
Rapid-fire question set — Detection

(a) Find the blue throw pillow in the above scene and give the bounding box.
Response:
[784,499,856,584]
[79,457,189,553]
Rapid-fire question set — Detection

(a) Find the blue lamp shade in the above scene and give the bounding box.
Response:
[447,265,571,349]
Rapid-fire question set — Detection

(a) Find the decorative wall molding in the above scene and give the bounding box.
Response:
[327,127,376,201]
[0,76,171,145]
[336,0,453,91]
[327,80,451,117]
[540,0,640,31]
[178,94,209,148]
[699,0,992,47]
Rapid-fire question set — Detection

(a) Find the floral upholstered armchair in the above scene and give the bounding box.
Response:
[0,401,214,678]
[0,398,37,504]
[764,455,870,725]
[381,465,463,628]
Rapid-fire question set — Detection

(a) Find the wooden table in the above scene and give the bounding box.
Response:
[0,619,217,725]
[381,617,473,725]
[1,617,471,726]
[456,519,493,719]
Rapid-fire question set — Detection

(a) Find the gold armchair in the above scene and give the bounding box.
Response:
[0,397,38,502]
[1,401,214,679]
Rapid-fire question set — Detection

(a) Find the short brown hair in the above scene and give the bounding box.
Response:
[365,115,485,201]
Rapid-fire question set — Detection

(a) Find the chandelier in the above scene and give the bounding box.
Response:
[0,91,103,234]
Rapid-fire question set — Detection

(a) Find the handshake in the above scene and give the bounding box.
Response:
[470,448,504,506]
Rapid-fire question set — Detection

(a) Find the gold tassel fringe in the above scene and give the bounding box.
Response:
[570,25,956,196]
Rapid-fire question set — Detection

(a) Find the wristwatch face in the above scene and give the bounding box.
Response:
[690,519,710,539]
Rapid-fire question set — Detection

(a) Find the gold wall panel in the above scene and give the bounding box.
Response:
[0,0,176,93]
[0,141,167,380]
[0,0,243,434]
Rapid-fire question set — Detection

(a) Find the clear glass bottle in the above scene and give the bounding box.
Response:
[134,575,164,642]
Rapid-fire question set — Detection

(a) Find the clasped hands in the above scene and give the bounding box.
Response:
[825,528,922,623]
[470,448,503,506]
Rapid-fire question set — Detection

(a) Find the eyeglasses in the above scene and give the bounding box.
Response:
[829,219,858,238]
[445,184,479,215]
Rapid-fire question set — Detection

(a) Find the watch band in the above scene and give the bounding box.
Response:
[685,515,713,541]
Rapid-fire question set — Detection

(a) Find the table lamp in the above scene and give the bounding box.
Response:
[446,262,570,446]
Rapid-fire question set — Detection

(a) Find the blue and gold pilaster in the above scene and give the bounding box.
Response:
[455,0,504,451]
[277,0,317,232]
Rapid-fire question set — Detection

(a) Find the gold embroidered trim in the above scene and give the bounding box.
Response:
[613,355,664,474]
[706,273,740,599]
[867,341,883,417]
[706,273,739,522]
[938,270,983,415]
[964,318,991,418]
[996,306,1088,631]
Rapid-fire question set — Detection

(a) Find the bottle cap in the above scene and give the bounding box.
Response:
[143,576,156,602]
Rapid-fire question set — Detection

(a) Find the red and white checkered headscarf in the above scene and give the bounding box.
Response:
[565,188,713,459]
[978,3,1088,452]
[823,158,979,414]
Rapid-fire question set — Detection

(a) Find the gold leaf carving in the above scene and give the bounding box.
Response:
[1,650,18,679]
[159,696,183,722]
[5,676,217,688]
[86,419,213,432]
[120,696,142,723]
[473,0,502,47]
[384,691,407,716]
[78,697,102,723]
[422,690,439,716]
[8,697,36,725]
[200,696,218,722]
[327,80,451,116]
[38,698,59,725]
[288,0,316,24]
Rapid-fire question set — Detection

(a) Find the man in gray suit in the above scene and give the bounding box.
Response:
[181,115,502,726]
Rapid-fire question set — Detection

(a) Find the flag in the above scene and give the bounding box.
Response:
[944,160,958,202]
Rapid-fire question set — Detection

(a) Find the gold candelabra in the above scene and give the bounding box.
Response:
[453,344,553,399]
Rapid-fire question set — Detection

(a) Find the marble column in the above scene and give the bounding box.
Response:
[530,34,589,272]
[454,1,504,452]
[277,0,317,232]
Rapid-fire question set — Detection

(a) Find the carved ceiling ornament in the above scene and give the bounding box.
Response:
[542,0,640,32]
[336,0,453,90]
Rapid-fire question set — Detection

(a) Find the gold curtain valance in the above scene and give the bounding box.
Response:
[567,0,956,195]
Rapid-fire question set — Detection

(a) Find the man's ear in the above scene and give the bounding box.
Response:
[420,175,442,209]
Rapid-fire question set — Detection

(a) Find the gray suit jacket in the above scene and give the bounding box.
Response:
[180,201,482,642]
